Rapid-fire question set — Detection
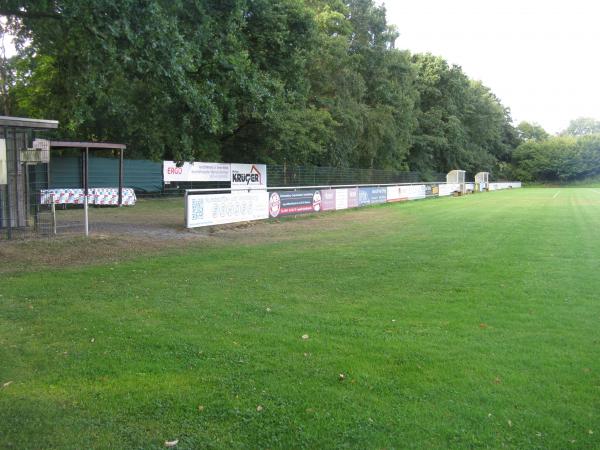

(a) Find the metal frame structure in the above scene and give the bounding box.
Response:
[0,116,58,239]
[0,116,128,239]
[474,172,490,192]
[446,170,466,195]
[46,141,127,236]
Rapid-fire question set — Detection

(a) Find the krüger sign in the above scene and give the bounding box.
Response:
[231,164,267,190]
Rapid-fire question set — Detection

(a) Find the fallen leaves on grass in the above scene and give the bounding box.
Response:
[508,420,513,427]
[164,439,178,447]
[301,334,309,340]
[2,381,13,388]
[198,405,204,412]
[256,405,263,412]
[338,373,346,381]
[493,376,502,384]
[479,323,488,329]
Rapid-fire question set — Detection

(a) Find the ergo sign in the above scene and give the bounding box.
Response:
[163,161,266,188]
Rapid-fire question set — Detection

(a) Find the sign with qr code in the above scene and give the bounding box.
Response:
[186,191,269,228]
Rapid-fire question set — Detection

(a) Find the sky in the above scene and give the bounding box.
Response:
[383,0,600,134]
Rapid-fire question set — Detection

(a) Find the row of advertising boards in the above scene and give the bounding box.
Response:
[185,182,522,228]
[163,161,267,190]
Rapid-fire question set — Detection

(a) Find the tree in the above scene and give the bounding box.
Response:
[512,134,600,182]
[0,21,15,115]
[562,117,600,137]
[2,0,519,171]
[408,54,516,175]
[516,121,549,141]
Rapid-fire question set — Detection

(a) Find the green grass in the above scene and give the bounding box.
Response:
[526,175,600,188]
[2,188,600,449]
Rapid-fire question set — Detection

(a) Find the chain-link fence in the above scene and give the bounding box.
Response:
[0,127,56,240]
[0,150,451,240]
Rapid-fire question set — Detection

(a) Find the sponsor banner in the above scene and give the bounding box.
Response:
[387,185,426,202]
[348,188,359,208]
[268,189,322,218]
[186,191,268,228]
[489,182,521,191]
[438,183,461,197]
[386,186,401,202]
[164,161,230,183]
[425,185,438,197]
[404,184,426,200]
[359,187,387,206]
[335,189,349,210]
[231,163,267,190]
[320,189,336,211]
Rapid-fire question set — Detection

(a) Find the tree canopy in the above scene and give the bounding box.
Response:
[2,0,519,176]
[562,117,600,137]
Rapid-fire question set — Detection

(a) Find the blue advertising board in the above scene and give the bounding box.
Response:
[358,187,387,206]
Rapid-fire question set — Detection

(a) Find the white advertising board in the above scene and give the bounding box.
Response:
[335,188,348,210]
[387,184,426,201]
[489,182,522,191]
[230,163,267,190]
[186,191,269,228]
[386,186,401,202]
[164,161,230,183]
[439,183,461,196]
[405,184,426,200]
[0,139,6,185]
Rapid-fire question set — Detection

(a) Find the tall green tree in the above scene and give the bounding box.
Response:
[562,117,600,137]
[2,0,519,173]
[409,53,516,176]
[516,121,549,141]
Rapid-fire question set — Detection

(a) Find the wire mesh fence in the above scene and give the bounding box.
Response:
[0,150,449,240]
[0,127,56,240]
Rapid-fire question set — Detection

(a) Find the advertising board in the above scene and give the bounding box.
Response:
[489,182,521,190]
[230,163,267,190]
[387,184,426,202]
[335,188,348,210]
[358,187,387,206]
[348,188,359,208]
[186,191,269,228]
[438,183,461,196]
[425,185,438,197]
[164,161,230,183]
[268,189,322,218]
[320,189,336,211]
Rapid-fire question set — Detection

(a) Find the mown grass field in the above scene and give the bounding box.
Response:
[2,188,600,449]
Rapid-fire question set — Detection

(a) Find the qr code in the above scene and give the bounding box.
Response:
[191,198,204,220]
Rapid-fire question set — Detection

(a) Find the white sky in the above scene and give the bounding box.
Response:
[384,0,600,133]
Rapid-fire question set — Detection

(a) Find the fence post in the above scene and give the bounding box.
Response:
[51,194,57,235]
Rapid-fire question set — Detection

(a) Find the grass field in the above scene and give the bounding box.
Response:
[2,188,600,449]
